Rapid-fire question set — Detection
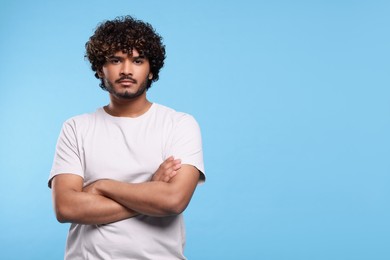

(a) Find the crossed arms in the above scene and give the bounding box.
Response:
[51,157,200,225]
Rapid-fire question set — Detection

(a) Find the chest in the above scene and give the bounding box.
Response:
[80,122,170,185]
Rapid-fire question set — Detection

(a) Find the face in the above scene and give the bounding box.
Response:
[98,49,153,100]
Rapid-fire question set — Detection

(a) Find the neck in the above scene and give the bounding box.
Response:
[104,92,152,118]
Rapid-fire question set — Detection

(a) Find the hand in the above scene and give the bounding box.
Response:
[152,156,181,182]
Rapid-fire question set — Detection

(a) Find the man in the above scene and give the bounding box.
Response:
[49,16,205,259]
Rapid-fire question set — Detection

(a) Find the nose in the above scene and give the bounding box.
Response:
[120,60,133,76]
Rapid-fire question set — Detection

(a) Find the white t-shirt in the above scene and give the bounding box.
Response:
[49,103,205,260]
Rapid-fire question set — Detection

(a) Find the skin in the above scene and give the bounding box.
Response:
[83,164,199,217]
[51,49,200,224]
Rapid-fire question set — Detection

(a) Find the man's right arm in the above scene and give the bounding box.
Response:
[51,157,181,225]
[51,174,137,225]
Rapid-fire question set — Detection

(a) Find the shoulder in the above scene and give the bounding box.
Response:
[153,103,199,127]
[153,104,202,141]
[61,108,103,132]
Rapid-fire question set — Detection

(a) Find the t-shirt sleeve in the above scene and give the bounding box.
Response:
[168,114,205,183]
[48,120,84,188]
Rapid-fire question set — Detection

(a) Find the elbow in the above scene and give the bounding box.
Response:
[55,209,68,223]
[54,203,73,223]
[165,194,190,216]
[56,215,68,224]
[169,206,186,216]
[55,212,69,223]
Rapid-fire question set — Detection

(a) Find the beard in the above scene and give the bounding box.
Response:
[102,76,149,100]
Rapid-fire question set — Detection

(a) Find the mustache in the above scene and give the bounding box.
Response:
[116,76,137,84]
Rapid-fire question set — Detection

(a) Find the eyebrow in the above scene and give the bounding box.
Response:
[106,54,146,59]
[132,55,146,59]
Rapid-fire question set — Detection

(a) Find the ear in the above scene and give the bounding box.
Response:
[97,69,104,78]
[148,73,153,80]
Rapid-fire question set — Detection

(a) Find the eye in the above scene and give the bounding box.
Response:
[134,59,144,65]
[106,56,121,65]
[107,57,121,64]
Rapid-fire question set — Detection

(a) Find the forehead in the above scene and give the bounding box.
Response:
[111,49,141,57]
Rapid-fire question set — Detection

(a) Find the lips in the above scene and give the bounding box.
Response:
[116,78,137,86]
[118,80,135,85]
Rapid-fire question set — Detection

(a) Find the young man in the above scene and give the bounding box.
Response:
[49,16,205,259]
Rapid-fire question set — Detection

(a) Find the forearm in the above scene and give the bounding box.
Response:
[95,165,199,217]
[55,190,138,225]
[51,174,139,225]
[97,181,180,217]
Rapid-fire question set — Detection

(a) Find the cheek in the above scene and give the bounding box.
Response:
[101,66,118,78]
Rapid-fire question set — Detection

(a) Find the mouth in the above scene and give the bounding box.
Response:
[117,80,135,86]
[116,76,137,85]
[117,79,137,87]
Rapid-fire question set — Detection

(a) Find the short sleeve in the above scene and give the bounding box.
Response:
[168,114,205,183]
[48,120,84,188]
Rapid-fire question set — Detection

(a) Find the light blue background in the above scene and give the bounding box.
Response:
[1,0,389,259]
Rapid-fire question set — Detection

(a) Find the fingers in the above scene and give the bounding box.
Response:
[161,158,182,182]
[152,156,182,182]
[162,157,181,173]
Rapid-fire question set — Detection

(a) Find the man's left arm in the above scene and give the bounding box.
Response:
[85,164,200,217]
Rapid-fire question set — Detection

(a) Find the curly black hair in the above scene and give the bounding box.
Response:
[85,16,166,90]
